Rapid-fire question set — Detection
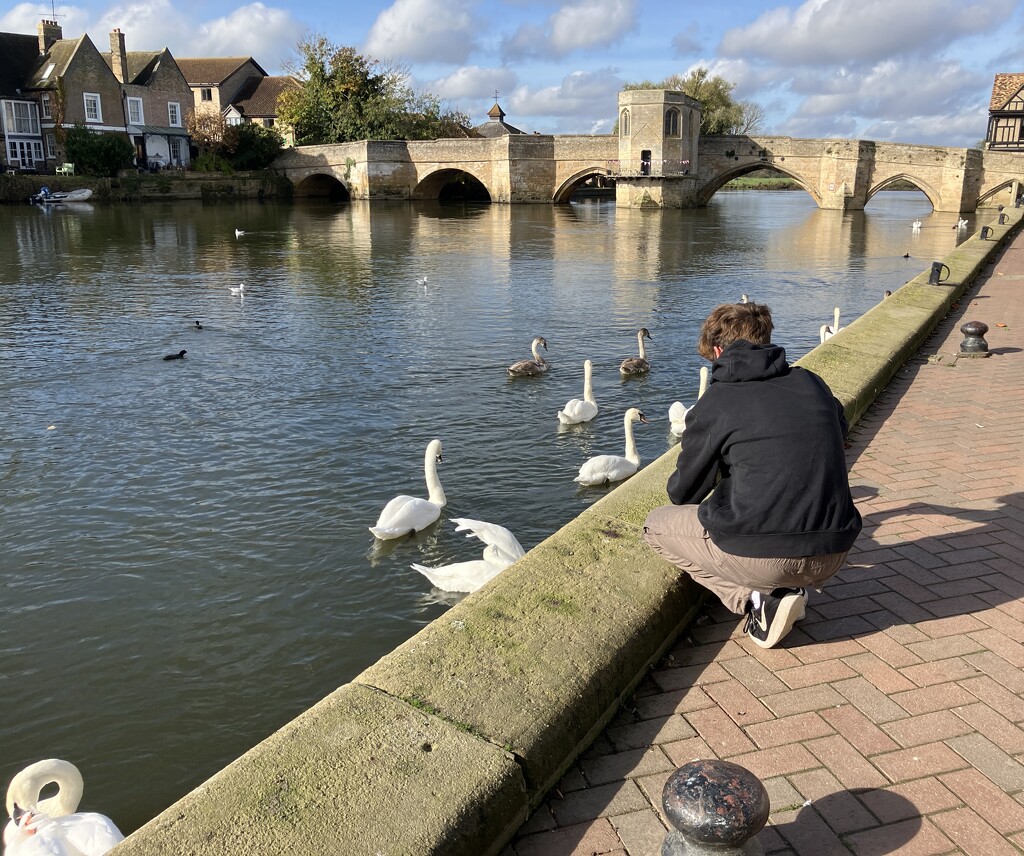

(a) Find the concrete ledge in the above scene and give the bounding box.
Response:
[112,209,1022,856]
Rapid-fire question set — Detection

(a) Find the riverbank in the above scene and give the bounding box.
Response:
[0,170,291,204]
[109,207,1022,856]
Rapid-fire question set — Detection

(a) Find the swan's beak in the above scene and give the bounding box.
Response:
[12,805,34,828]
[436,454,443,462]
[638,413,648,423]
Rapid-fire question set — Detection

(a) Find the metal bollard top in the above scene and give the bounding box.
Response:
[662,759,770,846]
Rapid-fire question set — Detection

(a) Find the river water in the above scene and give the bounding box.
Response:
[0,191,971,831]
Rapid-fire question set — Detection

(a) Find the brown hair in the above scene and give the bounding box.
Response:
[697,303,774,360]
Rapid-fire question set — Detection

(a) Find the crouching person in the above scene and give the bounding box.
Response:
[643,302,862,648]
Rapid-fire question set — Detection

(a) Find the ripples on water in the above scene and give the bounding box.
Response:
[0,192,969,829]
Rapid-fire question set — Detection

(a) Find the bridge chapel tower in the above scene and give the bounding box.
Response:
[615,89,702,208]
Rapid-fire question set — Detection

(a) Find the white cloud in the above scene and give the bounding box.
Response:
[430,66,519,101]
[503,0,637,59]
[510,68,623,129]
[1,3,90,40]
[719,0,1016,67]
[182,4,305,68]
[365,0,478,64]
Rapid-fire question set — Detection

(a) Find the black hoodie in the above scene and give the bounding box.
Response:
[667,340,862,558]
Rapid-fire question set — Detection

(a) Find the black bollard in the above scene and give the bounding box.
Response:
[999,213,1007,225]
[959,321,990,357]
[980,226,993,240]
[662,760,769,855]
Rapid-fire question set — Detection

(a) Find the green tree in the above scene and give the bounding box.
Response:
[278,35,470,144]
[63,125,135,176]
[224,123,284,170]
[624,67,762,135]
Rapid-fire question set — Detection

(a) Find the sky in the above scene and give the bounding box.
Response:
[2,0,1021,148]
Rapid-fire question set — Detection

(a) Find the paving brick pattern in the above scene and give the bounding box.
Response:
[507,227,1024,856]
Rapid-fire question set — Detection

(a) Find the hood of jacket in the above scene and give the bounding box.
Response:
[711,340,789,385]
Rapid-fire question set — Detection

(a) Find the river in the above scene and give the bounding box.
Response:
[0,190,971,831]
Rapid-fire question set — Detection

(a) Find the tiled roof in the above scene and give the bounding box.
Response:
[990,73,1024,111]
[101,50,164,85]
[22,37,83,90]
[474,101,526,137]
[175,57,267,86]
[0,32,40,97]
[230,75,299,117]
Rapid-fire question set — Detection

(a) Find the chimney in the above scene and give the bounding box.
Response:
[110,28,128,83]
[38,19,62,54]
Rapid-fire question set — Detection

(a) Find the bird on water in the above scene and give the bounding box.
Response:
[163,350,187,361]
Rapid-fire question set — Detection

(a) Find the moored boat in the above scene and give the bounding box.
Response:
[30,186,93,204]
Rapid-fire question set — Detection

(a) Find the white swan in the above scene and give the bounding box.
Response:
[411,517,525,593]
[955,218,968,229]
[229,282,245,296]
[574,407,648,485]
[619,328,652,376]
[739,293,749,304]
[819,306,843,343]
[912,219,921,231]
[234,228,245,238]
[369,439,446,539]
[508,336,549,377]
[416,276,428,286]
[698,365,710,399]
[4,759,124,856]
[557,359,598,424]
[668,401,691,437]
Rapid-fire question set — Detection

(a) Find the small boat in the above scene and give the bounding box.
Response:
[30,186,93,204]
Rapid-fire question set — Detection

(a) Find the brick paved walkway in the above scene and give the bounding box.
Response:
[508,228,1024,856]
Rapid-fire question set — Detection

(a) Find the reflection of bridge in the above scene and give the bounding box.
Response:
[273,134,1024,213]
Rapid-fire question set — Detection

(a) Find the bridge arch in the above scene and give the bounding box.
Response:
[293,172,351,201]
[977,179,1020,208]
[865,173,939,209]
[697,162,823,207]
[553,167,615,203]
[412,167,492,202]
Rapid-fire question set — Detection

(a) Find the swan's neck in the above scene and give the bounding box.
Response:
[623,415,640,464]
[698,366,709,399]
[833,307,841,329]
[424,451,446,506]
[531,341,543,361]
[637,332,647,360]
[583,363,595,404]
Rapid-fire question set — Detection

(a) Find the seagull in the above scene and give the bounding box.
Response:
[230,282,245,296]
[235,229,245,238]
[163,349,187,361]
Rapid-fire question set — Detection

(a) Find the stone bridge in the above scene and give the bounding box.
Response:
[272,134,1024,213]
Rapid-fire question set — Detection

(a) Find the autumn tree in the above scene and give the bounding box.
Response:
[187,109,227,156]
[277,35,470,145]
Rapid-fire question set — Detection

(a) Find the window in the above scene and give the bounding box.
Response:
[201,88,212,102]
[169,137,182,164]
[226,116,242,126]
[127,96,143,125]
[8,139,44,167]
[3,101,40,134]
[620,109,629,137]
[84,93,102,122]
[168,102,181,127]
[665,108,680,137]
[263,118,275,127]
[45,132,56,158]
[41,94,51,119]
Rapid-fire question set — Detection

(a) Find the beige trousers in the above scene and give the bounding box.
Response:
[642,504,849,614]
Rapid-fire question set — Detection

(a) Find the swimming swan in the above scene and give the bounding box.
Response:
[508,337,549,377]
[912,219,921,231]
[229,282,245,296]
[369,439,446,539]
[4,758,124,856]
[574,407,648,485]
[557,359,598,424]
[411,517,525,592]
[819,307,843,343]
[668,401,692,437]
[234,229,245,238]
[619,328,652,376]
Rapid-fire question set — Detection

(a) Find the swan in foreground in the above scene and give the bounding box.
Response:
[668,366,710,437]
[234,229,245,238]
[619,328,652,376]
[668,401,692,437]
[508,336,549,377]
[4,759,124,856]
[819,307,843,343]
[229,282,245,296]
[369,439,446,539]
[574,407,648,485]
[557,359,598,424]
[411,517,525,592]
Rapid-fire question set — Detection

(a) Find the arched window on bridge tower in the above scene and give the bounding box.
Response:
[620,109,630,137]
[664,108,680,137]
